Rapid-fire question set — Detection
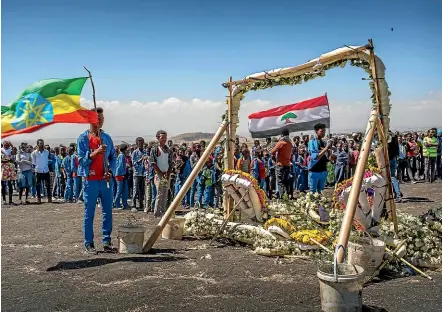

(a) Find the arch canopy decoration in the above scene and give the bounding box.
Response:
[222,44,391,136]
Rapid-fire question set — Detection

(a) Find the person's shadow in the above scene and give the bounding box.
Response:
[46,249,186,271]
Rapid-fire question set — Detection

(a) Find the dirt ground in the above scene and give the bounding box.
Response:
[1,181,442,312]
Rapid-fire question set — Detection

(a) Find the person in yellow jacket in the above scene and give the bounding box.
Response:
[423,128,439,183]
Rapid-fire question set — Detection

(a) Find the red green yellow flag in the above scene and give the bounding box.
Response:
[1,77,98,138]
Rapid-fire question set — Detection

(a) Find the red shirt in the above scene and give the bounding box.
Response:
[87,133,105,181]
[271,139,293,166]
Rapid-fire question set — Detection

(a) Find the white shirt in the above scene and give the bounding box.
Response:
[32,149,49,173]
[17,151,33,172]
[157,146,169,173]
[1,147,12,156]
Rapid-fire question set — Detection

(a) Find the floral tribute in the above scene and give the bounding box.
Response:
[224,169,267,209]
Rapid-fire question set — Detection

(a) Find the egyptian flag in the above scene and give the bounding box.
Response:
[248,95,330,138]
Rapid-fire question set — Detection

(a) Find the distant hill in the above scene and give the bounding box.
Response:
[170,132,215,143]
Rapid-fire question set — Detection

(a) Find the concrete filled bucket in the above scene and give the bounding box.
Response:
[348,236,385,279]
[317,245,365,312]
[162,217,186,240]
[117,225,146,254]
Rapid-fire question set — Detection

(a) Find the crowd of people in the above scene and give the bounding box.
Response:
[2,126,442,209]
[1,108,441,253]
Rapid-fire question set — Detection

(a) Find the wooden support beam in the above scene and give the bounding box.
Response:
[224,76,234,220]
[367,39,399,237]
[227,45,370,87]
[336,109,378,263]
[142,121,228,253]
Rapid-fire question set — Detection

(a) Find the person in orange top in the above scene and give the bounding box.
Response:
[236,148,251,173]
[271,129,293,198]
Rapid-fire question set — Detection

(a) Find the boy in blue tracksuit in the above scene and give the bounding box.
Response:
[174,147,191,207]
[114,144,129,209]
[202,158,216,208]
[54,149,63,198]
[62,147,74,202]
[77,107,116,255]
[71,148,82,202]
[189,144,202,207]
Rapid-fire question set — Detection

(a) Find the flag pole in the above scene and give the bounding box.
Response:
[325,92,331,138]
[83,66,110,188]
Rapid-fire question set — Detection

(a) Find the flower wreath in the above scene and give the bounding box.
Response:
[332,168,381,231]
[224,169,267,208]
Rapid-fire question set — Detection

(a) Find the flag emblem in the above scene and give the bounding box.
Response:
[280,112,297,124]
[11,93,54,130]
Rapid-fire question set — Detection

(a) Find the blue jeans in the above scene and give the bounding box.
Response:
[73,176,83,201]
[151,181,157,204]
[308,171,328,193]
[391,176,401,199]
[64,175,73,201]
[389,159,397,179]
[297,170,308,192]
[197,180,205,206]
[83,179,113,247]
[175,177,191,206]
[203,185,214,208]
[114,179,129,208]
[189,179,198,207]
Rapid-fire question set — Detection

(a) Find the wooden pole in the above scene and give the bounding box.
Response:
[229,45,370,87]
[209,189,249,246]
[83,66,109,188]
[367,39,399,237]
[142,121,228,253]
[375,118,399,237]
[224,76,234,220]
[336,109,378,263]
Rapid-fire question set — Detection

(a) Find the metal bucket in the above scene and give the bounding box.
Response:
[317,245,365,312]
[348,236,385,278]
[162,217,186,240]
[117,225,146,254]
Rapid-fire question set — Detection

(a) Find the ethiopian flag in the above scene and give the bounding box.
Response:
[248,95,330,138]
[1,77,98,138]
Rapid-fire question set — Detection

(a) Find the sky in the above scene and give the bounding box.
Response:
[1,0,442,142]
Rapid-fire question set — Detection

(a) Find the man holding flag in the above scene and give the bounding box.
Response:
[77,107,117,254]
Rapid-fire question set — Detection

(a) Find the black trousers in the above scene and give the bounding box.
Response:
[133,176,145,207]
[1,181,13,203]
[276,165,291,198]
[36,172,52,200]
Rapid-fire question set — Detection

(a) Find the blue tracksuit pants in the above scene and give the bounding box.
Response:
[175,177,191,206]
[83,179,113,247]
[203,184,214,208]
[73,176,83,201]
[64,175,73,201]
[308,171,328,193]
[114,179,129,208]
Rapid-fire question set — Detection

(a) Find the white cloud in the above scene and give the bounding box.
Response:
[6,91,441,146]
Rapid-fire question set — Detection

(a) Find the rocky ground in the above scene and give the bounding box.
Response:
[1,181,442,312]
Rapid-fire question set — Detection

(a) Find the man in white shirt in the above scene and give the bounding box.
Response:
[32,139,52,203]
